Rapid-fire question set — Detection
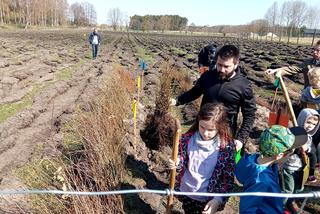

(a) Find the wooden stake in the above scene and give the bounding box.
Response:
[166,118,181,214]
[278,76,297,126]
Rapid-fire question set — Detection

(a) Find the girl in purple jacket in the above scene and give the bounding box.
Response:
[169,103,235,214]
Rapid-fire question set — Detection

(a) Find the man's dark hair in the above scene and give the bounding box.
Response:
[316,40,320,46]
[216,45,240,62]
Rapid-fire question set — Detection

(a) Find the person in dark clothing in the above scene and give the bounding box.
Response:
[88,28,101,59]
[174,45,257,152]
[198,44,217,74]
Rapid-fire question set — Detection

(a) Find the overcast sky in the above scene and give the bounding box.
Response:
[68,0,320,26]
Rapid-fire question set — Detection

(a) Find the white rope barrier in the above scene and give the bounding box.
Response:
[0,189,319,199]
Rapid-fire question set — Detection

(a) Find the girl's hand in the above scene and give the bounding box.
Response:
[202,199,219,214]
[168,158,179,169]
[301,143,309,152]
[234,140,243,152]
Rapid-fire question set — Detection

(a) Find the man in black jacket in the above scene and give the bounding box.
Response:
[175,45,256,151]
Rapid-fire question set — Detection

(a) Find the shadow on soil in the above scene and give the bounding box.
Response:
[122,155,169,214]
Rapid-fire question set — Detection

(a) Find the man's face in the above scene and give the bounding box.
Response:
[216,56,238,80]
[312,45,320,60]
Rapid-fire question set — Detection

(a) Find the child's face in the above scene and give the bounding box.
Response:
[199,119,218,141]
[304,116,319,133]
[311,79,320,88]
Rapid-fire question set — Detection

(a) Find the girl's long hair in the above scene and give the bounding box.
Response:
[188,103,232,148]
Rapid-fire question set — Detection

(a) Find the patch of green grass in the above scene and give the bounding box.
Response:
[253,85,284,101]
[15,158,68,214]
[61,120,83,152]
[48,55,62,63]
[171,47,187,56]
[136,47,154,64]
[56,68,72,80]
[258,61,271,68]
[186,53,195,60]
[0,59,86,123]
[15,158,57,188]
[85,50,92,59]
[0,85,43,123]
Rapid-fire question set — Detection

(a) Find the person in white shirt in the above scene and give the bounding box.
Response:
[88,28,101,59]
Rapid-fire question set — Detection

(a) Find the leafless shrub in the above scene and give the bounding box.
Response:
[16,68,134,214]
[141,63,176,150]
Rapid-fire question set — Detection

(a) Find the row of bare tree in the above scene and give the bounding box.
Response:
[70,2,96,26]
[0,0,97,27]
[188,0,319,45]
[264,0,320,44]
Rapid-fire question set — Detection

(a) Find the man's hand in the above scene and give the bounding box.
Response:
[168,158,179,169]
[234,139,243,152]
[265,68,276,75]
[170,98,177,106]
[265,68,282,78]
[202,198,219,214]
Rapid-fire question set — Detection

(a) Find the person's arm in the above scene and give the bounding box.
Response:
[265,61,306,77]
[236,85,257,144]
[98,34,101,45]
[176,75,204,105]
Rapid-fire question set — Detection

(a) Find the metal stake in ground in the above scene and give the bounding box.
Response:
[166,118,181,214]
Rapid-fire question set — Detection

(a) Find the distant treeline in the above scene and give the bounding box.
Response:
[0,0,96,28]
[129,15,188,32]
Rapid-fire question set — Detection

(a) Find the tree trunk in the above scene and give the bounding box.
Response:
[311,29,316,46]
[287,27,293,44]
[0,5,3,24]
[278,26,283,43]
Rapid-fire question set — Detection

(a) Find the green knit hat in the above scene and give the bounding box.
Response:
[259,125,307,157]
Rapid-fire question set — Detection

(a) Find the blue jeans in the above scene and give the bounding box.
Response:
[92,44,99,59]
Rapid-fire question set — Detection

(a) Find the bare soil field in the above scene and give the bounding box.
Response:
[0,29,319,213]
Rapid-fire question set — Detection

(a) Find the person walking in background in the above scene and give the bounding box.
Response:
[88,28,101,59]
[236,125,308,214]
[172,44,257,153]
[169,103,235,214]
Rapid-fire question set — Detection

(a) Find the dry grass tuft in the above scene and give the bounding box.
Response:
[16,68,135,214]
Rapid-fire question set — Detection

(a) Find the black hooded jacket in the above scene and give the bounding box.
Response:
[177,67,256,143]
